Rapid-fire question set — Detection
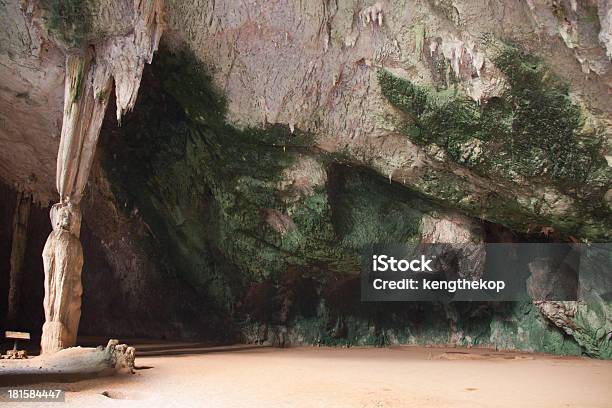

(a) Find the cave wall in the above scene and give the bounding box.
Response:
[0,44,608,357]
[0,173,231,343]
[94,48,608,357]
[160,0,612,242]
[0,185,18,331]
[0,184,48,336]
[0,0,610,357]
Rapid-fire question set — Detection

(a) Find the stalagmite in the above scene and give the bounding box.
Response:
[6,191,32,327]
[40,0,165,354]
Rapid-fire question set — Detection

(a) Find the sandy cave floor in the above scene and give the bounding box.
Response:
[1,343,611,408]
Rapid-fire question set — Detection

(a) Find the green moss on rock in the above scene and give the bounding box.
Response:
[101,48,605,357]
[101,48,432,340]
[42,0,93,49]
[378,44,611,240]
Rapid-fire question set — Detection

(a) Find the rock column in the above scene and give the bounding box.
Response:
[39,0,165,354]
[41,52,113,353]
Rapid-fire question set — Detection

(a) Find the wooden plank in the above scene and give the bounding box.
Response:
[5,331,30,340]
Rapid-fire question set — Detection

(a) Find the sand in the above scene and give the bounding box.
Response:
[1,343,611,408]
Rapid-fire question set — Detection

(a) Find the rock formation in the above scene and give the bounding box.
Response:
[34,0,165,353]
[0,339,136,382]
[0,0,610,358]
[41,201,84,353]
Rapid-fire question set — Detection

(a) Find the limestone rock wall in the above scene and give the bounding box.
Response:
[161,0,611,241]
[0,0,610,356]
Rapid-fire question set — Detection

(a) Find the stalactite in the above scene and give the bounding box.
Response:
[96,0,165,122]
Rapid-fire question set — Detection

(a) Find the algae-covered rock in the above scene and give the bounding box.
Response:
[377,43,611,241]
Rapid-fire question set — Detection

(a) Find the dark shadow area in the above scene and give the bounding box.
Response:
[0,182,50,337]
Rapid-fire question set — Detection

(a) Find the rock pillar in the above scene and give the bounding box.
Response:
[39,0,165,354]
[41,52,112,353]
